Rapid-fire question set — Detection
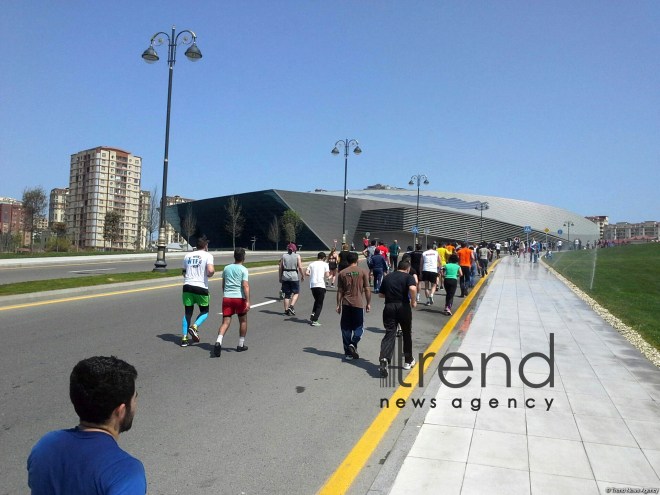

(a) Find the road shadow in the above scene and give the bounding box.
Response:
[258,310,310,325]
[303,347,381,379]
[156,334,215,354]
[365,326,385,334]
[259,310,285,316]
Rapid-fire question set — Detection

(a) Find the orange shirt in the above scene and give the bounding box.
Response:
[446,245,455,254]
[457,247,472,267]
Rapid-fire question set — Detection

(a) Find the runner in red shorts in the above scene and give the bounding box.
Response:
[215,248,250,358]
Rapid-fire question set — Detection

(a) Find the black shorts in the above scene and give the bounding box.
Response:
[422,271,438,284]
[281,280,300,296]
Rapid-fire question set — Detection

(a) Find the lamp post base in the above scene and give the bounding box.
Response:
[153,227,168,272]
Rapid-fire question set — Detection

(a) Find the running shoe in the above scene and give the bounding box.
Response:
[214,343,222,357]
[416,294,420,302]
[188,324,200,342]
[396,329,403,337]
[236,345,248,352]
[425,300,431,306]
[181,337,190,347]
[348,344,359,360]
[403,358,416,370]
[345,355,354,361]
[430,297,434,305]
[289,306,296,316]
[285,308,292,316]
[311,321,321,327]
[446,307,452,316]
[379,358,389,377]
[279,290,285,300]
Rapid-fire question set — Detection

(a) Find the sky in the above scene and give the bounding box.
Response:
[1,1,658,224]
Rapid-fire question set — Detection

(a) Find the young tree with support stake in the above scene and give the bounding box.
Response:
[267,215,281,251]
[224,196,245,249]
[181,203,197,249]
[103,210,122,251]
[22,186,48,253]
[280,210,303,245]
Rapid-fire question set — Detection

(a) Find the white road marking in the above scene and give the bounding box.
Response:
[217,299,277,314]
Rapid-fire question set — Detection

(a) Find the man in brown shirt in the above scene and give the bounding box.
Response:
[336,251,371,360]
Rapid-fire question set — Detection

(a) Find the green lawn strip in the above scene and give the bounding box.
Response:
[545,244,660,350]
[0,251,155,259]
[0,257,315,297]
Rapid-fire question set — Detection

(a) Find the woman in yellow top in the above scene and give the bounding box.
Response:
[436,242,449,290]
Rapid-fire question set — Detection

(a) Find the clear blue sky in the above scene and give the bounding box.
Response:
[1,1,658,223]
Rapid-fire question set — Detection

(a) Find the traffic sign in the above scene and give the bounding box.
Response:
[423,228,430,234]
[558,229,563,235]
[365,232,371,237]
[523,226,532,233]
[412,226,419,234]
[544,228,549,233]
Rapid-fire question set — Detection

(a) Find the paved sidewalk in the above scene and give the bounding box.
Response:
[387,256,660,494]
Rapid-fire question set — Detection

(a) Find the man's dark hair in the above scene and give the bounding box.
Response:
[196,236,208,250]
[317,251,326,259]
[401,253,411,261]
[406,246,413,252]
[346,251,359,264]
[449,254,460,264]
[234,248,246,262]
[415,244,422,251]
[461,242,467,248]
[371,240,376,246]
[70,356,137,424]
[378,241,385,246]
[398,259,411,271]
[427,244,432,249]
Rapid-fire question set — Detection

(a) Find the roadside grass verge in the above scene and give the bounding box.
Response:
[0,258,315,297]
[544,244,660,350]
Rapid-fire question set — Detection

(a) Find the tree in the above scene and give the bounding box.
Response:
[224,196,245,249]
[267,215,281,251]
[181,203,197,247]
[146,186,160,250]
[103,210,122,250]
[280,210,303,244]
[22,186,48,252]
[51,222,67,253]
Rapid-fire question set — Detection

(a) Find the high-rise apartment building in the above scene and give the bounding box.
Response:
[49,188,69,226]
[0,198,30,247]
[603,221,659,241]
[66,147,142,250]
[585,215,609,239]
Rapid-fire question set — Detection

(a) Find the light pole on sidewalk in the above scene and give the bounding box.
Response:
[563,221,574,248]
[409,174,429,245]
[475,202,489,242]
[142,25,202,272]
[331,139,362,245]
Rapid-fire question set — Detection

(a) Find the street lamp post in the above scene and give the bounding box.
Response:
[563,221,574,249]
[408,175,429,246]
[474,202,490,243]
[331,139,361,245]
[142,25,202,272]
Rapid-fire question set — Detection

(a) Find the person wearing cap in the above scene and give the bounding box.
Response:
[279,243,305,316]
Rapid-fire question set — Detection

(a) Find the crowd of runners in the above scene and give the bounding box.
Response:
[176,236,515,378]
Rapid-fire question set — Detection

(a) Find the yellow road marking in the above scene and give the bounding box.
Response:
[317,259,501,495]
[0,268,282,312]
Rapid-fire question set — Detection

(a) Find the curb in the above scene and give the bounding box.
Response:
[0,264,286,308]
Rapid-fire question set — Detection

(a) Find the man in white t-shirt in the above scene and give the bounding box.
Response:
[421,244,440,306]
[181,237,215,347]
[495,242,502,259]
[306,252,330,326]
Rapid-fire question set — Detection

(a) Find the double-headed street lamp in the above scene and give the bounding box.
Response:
[474,201,489,243]
[331,139,361,244]
[409,174,429,245]
[142,25,202,272]
[563,221,575,248]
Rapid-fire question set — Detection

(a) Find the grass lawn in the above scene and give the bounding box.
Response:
[0,258,314,297]
[544,244,660,350]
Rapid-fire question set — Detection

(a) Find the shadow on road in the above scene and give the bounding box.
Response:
[365,326,385,334]
[303,347,382,379]
[156,333,217,355]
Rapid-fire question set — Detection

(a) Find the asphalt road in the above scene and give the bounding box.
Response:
[0,252,298,285]
[0,264,478,495]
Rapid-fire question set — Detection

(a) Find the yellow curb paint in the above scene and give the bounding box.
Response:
[0,268,283,312]
[317,258,501,495]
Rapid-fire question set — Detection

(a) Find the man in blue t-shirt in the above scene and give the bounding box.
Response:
[28,356,146,494]
[215,247,251,357]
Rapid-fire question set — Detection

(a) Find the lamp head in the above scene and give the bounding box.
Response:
[353,145,362,155]
[331,147,340,155]
[408,180,415,186]
[142,45,159,64]
[423,179,429,185]
[184,42,202,62]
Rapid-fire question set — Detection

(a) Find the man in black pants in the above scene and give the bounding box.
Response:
[377,259,418,377]
[306,252,330,326]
